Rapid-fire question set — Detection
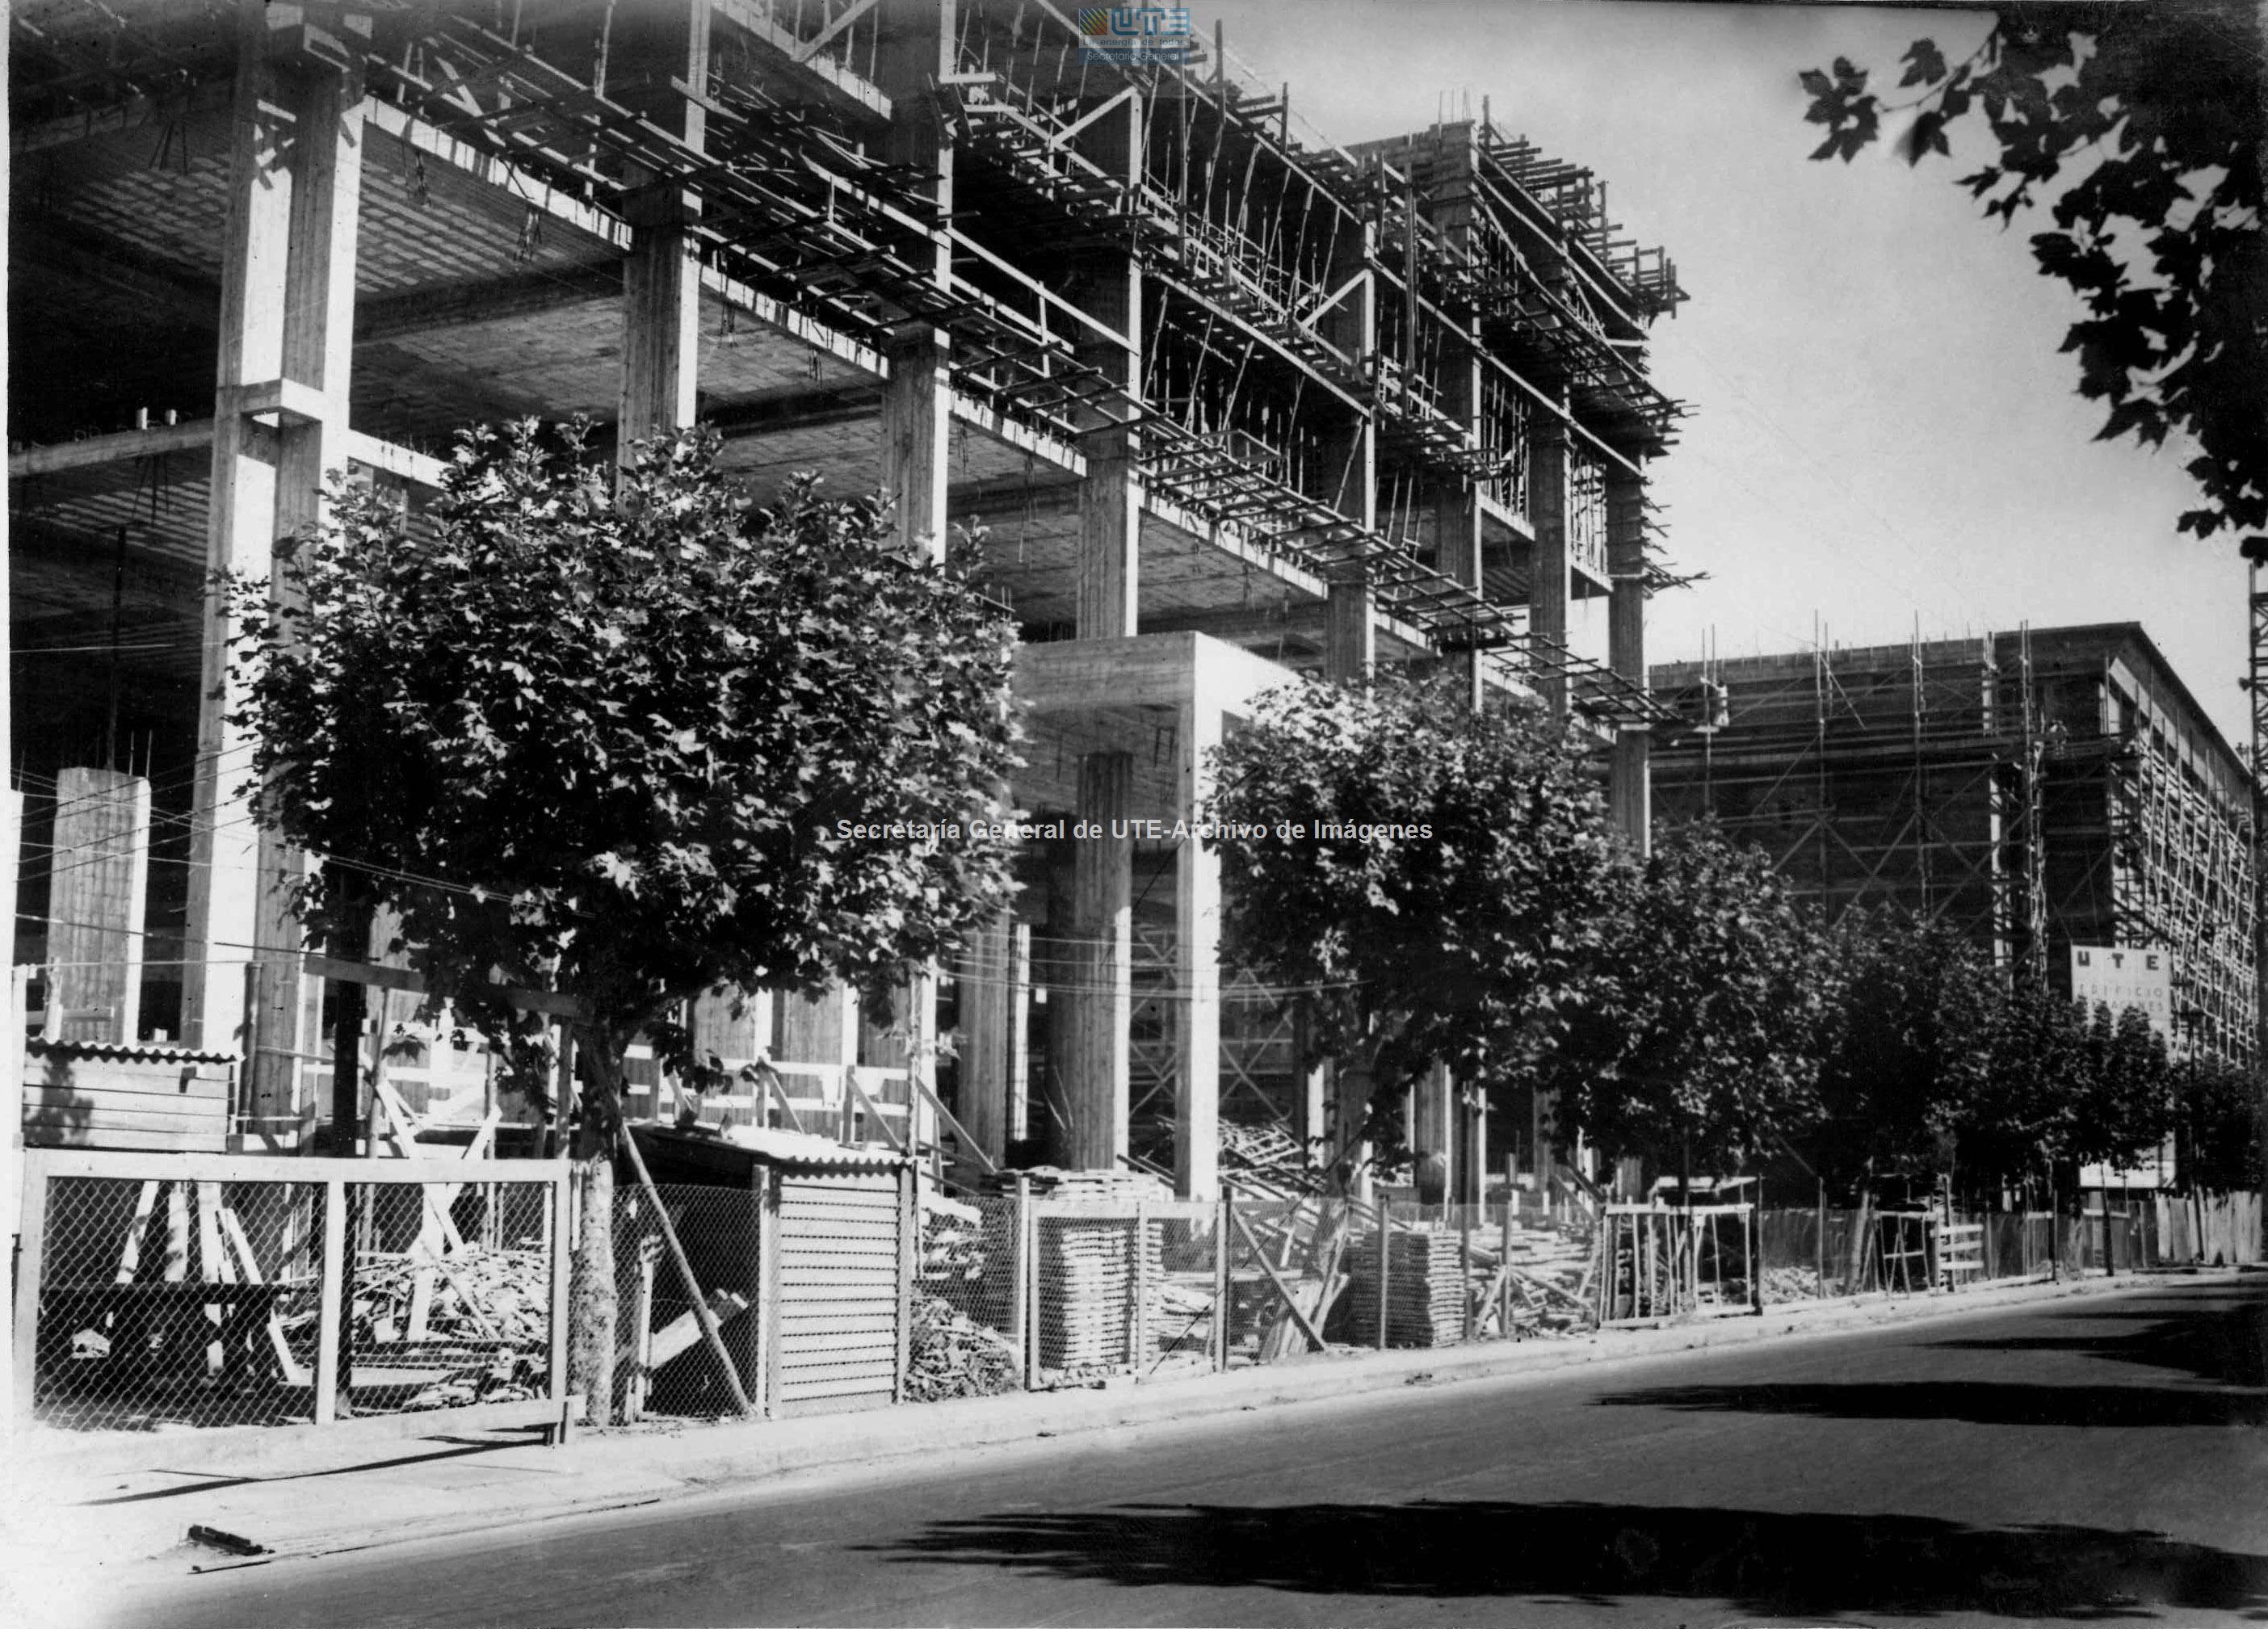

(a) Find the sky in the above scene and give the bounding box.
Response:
[1199,0,2258,749]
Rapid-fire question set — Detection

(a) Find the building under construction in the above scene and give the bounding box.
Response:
[10,1,1684,1198]
[1651,625,2256,1065]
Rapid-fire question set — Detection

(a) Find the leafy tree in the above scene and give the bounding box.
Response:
[1547,821,1842,1184]
[1810,908,1999,1194]
[1957,975,2094,1193]
[1800,4,2268,554]
[1204,676,1626,1184]
[2178,1056,2268,1192]
[232,421,1021,1421]
[2071,1001,2176,1174]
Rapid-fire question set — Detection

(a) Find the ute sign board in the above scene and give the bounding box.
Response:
[2069,945,2173,1190]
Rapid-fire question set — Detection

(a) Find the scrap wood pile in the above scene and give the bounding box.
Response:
[1485,1221,1598,1337]
[982,1166,1174,1204]
[297,1243,551,1409]
[1220,1123,1324,1198]
[1344,1217,1600,1348]
[904,1294,1022,1401]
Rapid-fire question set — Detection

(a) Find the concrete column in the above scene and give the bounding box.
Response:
[1074,88,1143,637]
[1326,581,1376,684]
[1528,412,1571,718]
[184,13,364,1110]
[955,909,1015,1168]
[1412,1061,1454,1202]
[1063,753,1132,1171]
[1606,462,1650,850]
[875,0,956,565]
[615,2,707,454]
[48,768,150,1045]
[1174,700,1222,1200]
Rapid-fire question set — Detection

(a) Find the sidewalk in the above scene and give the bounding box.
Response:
[2,1266,2217,1622]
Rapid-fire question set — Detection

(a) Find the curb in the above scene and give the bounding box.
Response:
[174,1266,2206,1572]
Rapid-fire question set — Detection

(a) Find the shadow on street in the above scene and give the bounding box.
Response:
[870,1498,2268,1617]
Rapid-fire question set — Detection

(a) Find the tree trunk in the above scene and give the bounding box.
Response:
[569,1027,624,1427]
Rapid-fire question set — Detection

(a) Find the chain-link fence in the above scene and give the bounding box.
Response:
[914,1190,1023,1400]
[17,1151,569,1438]
[613,1182,762,1420]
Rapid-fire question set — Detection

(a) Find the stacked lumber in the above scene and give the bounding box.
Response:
[1036,1214,1161,1373]
[904,1295,1022,1401]
[1344,1226,1468,1348]
[992,1166,1173,1205]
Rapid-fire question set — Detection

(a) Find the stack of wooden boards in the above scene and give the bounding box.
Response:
[1345,1225,1470,1348]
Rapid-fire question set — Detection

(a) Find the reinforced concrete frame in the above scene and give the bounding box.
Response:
[10,0,1688,1198]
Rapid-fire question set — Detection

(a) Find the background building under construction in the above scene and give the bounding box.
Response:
[1651,623,2256,1067]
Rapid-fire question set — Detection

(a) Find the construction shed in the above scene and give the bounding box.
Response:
[10,0,1687,1202]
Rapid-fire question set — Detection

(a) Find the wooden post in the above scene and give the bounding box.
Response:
[10,1154,50,1436]
[1500,1198,1514,1337]
[1007,1173,1030,1362]
[894,1161,915,1404]
[1065,754,1132,1171]
[313,1175,346,1425]
[1129,1199,1149,1373]
[627,1236,657,1424]
[758,1169,780,1417]
[1459,1200,1473,1341]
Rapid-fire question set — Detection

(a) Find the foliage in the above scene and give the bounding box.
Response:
[1811,908,1998,1189]
[2178,1056,2268,1192]
[1800,5,2268,555]
[1205,676,1627,1171]
[231,420,1021,1417]
[2071,1001,2176,1172]
[1547,821,1842,1178]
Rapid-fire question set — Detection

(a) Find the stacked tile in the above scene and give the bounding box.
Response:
[1344,1226,1470,1348]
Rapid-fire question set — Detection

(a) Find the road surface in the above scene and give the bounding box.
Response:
[111,1277,2268,1627]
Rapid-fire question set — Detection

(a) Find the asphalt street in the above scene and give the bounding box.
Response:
[110,1277,2268,1628]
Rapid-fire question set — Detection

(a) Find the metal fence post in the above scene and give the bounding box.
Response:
[1375,1200,1390,1351]
[313,1176,346,1426]
[1128,1200,1149,1375]
[547,1169,572,1437]
[1212,1186,1232,1372]
[1022,1186,1040,1391]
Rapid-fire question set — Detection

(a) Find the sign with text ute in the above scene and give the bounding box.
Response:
[2070,945,2174,1190]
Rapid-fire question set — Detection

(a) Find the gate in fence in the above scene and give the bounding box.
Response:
[13,1148,572,1438]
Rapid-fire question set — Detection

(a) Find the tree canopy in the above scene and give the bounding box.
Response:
[232,420,1023,1417]
[1801,3,2268,555]
[1810,908,1998,1190]
[1205,676,1627,1172]
[1546,821,1841,1180]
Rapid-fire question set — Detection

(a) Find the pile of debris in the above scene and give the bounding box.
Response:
[1220,1123,1324,1198]
[904,1294,1022,1401]
[294,1244,552,1409]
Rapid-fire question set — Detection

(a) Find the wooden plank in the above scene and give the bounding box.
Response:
[25,1078,230,1106]
[21,1148,568,1186]
[24,1127,229,1153]
[19,1103,231,1135]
